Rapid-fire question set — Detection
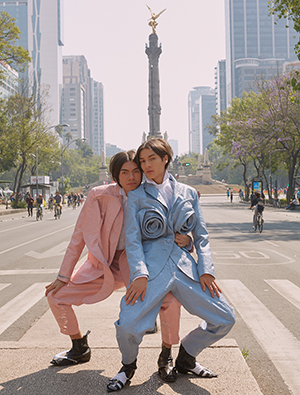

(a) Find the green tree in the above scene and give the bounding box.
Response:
[75,138,94,158]
[268,0,300,59]
[178,153,199,175]
[0,87,60,204]
[0,11,31,74]
[0,98,15,171]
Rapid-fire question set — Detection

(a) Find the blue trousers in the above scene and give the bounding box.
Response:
[115,258,235,364]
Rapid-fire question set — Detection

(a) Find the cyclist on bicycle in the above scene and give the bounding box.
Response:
[54,191,63,216]
[249,192,264,231]
[36,194,44,213]
[48,194,54,211]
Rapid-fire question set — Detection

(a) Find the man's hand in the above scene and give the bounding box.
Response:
[200,274,222,298]
[174,233,191,248]
[45,278,66,296]
[125,277,148,306]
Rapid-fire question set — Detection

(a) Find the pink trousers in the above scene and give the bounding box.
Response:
[47,251,181,345]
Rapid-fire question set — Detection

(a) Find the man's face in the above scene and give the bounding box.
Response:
[139,148,168,184]
[118,161,142,195]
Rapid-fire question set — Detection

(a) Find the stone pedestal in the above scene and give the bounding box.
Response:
[99,150,109,183]
[202,148,212,184]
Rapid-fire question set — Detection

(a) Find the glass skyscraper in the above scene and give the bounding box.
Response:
[215,60,227,116]
[0,0,63,125]
[188,87,216,155]
[225,0,298,104]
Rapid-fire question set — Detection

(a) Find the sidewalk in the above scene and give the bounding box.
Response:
[0,290,263,395]
[0,203,26,216]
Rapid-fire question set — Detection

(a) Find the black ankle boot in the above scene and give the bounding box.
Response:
[50,330,91,366]
[175,343,217,378]
[157,346,177,382]
[175,343,196,373]
[107,360,137,392]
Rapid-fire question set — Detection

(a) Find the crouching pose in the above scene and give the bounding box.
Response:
[45,150,191,381]
[108,139,235,392]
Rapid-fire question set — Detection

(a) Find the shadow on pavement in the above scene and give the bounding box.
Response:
[0,366,212,395]
[206,220,299,243]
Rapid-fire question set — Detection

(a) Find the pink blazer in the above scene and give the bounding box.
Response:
[58,184,130,303]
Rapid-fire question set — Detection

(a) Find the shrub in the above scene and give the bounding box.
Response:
[11,201,27,209]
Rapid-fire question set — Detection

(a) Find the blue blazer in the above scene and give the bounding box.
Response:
[125,174,215,284]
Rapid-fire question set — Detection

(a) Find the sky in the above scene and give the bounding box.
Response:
[62,0,226,155]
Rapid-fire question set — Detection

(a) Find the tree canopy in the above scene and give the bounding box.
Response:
[209,71,300,202]
[0,11,31,73]
[268,0,300,59]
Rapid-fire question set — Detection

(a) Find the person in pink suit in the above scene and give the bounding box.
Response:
[45,150,191,382]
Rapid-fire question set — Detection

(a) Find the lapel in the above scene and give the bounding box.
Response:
[169,173,181,207]
[143,181,168,210]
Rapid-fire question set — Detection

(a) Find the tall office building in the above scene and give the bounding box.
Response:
[225,0,298,104]
[215,60,227,116]
[61,55,105,154]
[105,143,122,158]
[0,61,19,99]
[61,56,90,148]
[92,80,105,156]
[0,0,63,125]
[188,87,215,155]
[168,139,178,157]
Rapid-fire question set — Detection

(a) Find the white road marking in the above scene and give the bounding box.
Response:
[0,224,74,256]
[265,280,300,311]
[25,241,69,259]
[239,250,270,260]
[0,221,37,234]
[219,279,300,395]
[263,240,280,247]
[213,248,294,266]
[0,254,88,276]
[0,269,58,275]
[0,283,48,336]
[0,283,11,291]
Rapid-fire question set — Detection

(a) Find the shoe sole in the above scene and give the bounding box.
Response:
[158,368,177,382]
[50,350,91,366]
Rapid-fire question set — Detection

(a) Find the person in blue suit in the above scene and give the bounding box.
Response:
[107,139,235,392]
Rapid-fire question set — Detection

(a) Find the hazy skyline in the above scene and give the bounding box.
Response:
[63,0,226,155]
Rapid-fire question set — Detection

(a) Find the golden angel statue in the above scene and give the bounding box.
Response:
[146,5,166,34]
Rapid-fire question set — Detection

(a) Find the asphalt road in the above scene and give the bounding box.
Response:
[202,195,300,395]
[0,196,300,394]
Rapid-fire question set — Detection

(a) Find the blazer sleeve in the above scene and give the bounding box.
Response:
[190,189,215,278]
[57,190,94,282]
[125,192,149,283]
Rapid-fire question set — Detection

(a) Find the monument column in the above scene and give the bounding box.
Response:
[146,33,162,139]
[145,5,166,140]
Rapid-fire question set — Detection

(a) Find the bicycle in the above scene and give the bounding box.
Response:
[48,200,54,211]
[54,203,61,219]
[251,207,264,233]
[36,205,43,221]
[256,211,264,233]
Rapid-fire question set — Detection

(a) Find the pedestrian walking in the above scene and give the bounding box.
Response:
[26,194,34,217]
